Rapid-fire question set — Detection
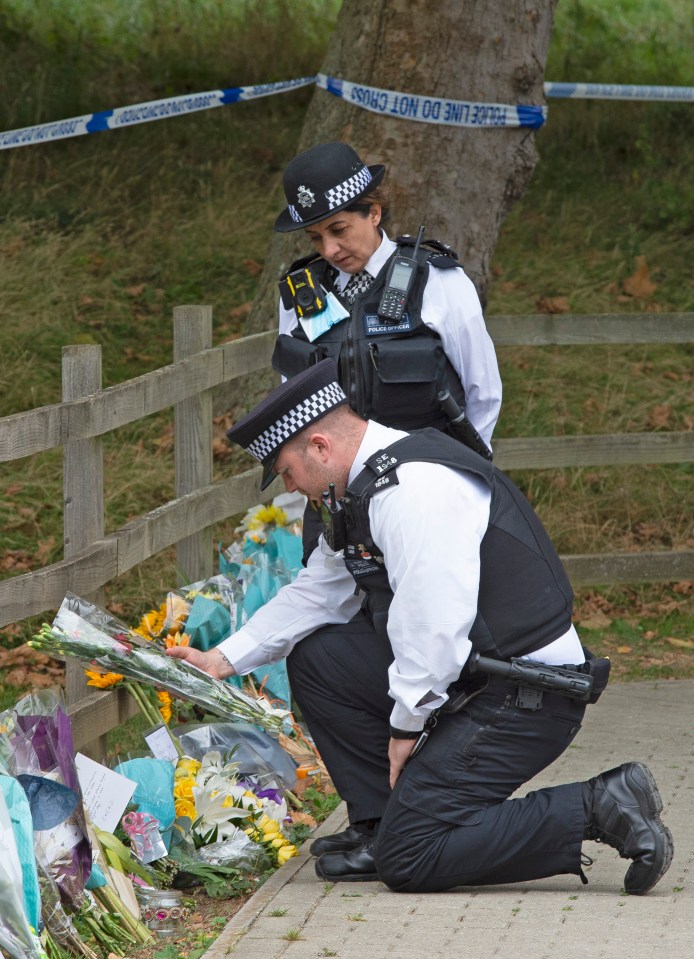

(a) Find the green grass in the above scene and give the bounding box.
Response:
[0,0,693,687]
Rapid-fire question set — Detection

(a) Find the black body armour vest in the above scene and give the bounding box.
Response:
[340,429,574,661]
[273,237,468,433]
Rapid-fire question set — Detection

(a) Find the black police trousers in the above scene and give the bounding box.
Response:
[287,613,588,893]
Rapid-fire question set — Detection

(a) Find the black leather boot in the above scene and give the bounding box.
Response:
[314,839,379,882]
[584,761,674,894]
[310,821,379,857]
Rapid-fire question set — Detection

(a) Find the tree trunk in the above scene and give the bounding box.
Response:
[246,0,556,336]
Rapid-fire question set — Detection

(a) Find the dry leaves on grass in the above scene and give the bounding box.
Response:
[0,644,65,689]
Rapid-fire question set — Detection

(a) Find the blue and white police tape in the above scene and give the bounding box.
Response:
[3,74,693,153]
[0,76,315,152]
[316,74,546,129]
[544,82,694,102]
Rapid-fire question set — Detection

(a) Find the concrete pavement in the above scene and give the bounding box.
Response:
[205,680,693,959]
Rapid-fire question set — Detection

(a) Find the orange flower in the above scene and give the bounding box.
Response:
[165,631,190,649]
[84,669,124,689]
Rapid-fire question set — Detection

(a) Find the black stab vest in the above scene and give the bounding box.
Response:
[341,429,574,660]
[273,239,468,433]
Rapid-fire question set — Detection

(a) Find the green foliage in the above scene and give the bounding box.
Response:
[302,786,342,821]
[0,0,339,128]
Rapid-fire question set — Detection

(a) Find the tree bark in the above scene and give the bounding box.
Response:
[246,0,556,336]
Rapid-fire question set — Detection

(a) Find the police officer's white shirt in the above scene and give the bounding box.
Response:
[278,230,502,447]
[217,421,584,733]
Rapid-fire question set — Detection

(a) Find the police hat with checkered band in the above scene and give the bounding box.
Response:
[274,141,385,233]
[226,359,348,489]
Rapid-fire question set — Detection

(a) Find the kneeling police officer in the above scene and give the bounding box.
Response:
[168,360,673,895]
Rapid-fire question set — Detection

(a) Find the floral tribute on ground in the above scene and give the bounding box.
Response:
[0,495,337,958]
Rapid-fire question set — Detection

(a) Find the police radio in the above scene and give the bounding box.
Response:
[320,483,347,552]
[285,266,326,318]
[377,225,425,323]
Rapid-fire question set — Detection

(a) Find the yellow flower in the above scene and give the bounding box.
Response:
[84,669,124,688]
[174,778,195,800]
[175,799,197,820]
[277,844,298,865]
[135,604,167,641]
[175,757,201,779]
[157,691,173,724]
[246,504,287,530]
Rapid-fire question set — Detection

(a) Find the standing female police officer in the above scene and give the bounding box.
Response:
[272,141,502,456]
[265,142,502,852]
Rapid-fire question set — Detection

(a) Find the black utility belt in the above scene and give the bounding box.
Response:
[445,651,611,713]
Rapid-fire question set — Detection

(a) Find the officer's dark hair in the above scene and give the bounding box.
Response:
[345,181,391,224]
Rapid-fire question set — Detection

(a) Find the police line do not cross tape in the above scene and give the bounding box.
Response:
[1,72,692,152]
[0,76,316,152]
[316,74,546,129]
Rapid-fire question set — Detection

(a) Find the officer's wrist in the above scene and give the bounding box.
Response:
[216,647,236,679]
[389,725,421,740]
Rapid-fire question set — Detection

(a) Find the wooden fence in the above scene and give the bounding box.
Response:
[1,306,693,752]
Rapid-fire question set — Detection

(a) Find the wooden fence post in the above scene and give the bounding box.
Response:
[62,344,106,757]
[174,305,214,585]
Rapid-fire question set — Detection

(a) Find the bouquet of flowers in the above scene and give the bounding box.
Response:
[2,690,92,910]
[219,500,304,709]
[173,750,298,868]
[133,574,245,652]
[0,786,47,959]
[30,594,290,735]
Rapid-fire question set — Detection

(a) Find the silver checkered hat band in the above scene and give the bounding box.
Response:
[325,166,373,210]
[288,204,303,223]
[246,381,347,463]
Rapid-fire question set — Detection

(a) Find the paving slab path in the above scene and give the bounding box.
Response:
[203,680,694,959]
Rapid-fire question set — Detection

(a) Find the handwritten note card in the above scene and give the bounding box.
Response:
[75,753,138,833]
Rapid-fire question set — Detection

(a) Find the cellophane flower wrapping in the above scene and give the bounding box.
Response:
[30,593,290,735]
[3,690,92,911]
[0,786,46,959]
[219,498,304,708]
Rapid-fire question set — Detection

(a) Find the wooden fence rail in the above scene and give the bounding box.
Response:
[1,307,693,752]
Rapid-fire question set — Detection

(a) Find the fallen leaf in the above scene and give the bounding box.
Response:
[647,404,671,429]
[242,258,263,277]
[125,283,147,297]
[288,811,318,828]
[663,636,694,649]
[616,645,633,654]
[536,295,570,314]
[576,610,612,630]
[622,255,656,299]
[36,536,56,565]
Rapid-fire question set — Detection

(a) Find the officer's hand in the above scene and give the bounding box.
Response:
[165,645,235,681]
[388,737,416,789]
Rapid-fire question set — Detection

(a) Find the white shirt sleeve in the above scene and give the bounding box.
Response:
[421,264,502,447]
[369,461,492,731]
[215,538,361,674]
